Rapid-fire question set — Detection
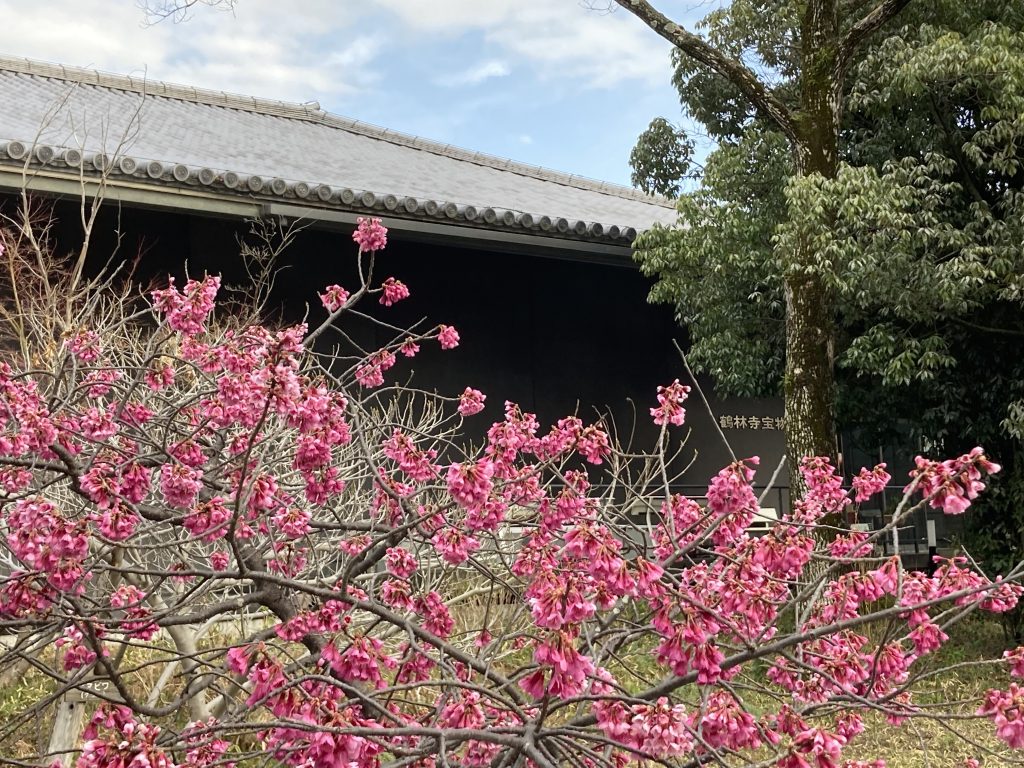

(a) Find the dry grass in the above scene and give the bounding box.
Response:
[0,615,1019,766]
[844,618,1021,767]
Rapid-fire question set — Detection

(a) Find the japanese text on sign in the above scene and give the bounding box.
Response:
[718,415,785,430]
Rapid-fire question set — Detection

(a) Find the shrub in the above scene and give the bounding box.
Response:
[0,216,1022,768]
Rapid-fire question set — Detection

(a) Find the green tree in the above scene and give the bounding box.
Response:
[628,1,1024,599]
[615,0,916,469]
[618,1,1024,473]
[629,117,694,196]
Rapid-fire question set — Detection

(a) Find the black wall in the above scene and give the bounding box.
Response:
[1,193,789,500]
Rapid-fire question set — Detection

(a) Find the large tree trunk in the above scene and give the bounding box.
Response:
[783,273,837,466]
[784,0,842,470]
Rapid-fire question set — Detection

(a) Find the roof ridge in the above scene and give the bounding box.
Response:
[0,53,676,210]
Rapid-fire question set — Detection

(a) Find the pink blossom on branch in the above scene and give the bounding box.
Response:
[650,378,690,426]
[151,275,221,336]
[437,324,460,349]
[908,447,1000,515]
[0,222,1021,768]
[379,276,410,306]
[458,386,486,416]
[319,283,350,312]
[352,216,388,251]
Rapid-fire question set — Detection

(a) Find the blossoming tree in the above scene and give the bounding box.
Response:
[0,217,1023,768]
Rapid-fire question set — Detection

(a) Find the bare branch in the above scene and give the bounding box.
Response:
[612,0,800,146]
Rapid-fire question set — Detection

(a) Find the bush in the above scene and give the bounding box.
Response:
[0,215,1022,768]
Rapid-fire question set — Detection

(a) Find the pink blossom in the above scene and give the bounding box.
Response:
[355,349,395,389]
[458,387,486,416]
[798,456,851,521]
[94,503,140,542]
[439,691,486,729]
[380,276,410,306]
[184,497,232,542]
[437,324,460,349]
[908,447,1000,515]
[650,379,690,426]
[414,591,454,637]
[6,498,90,592]
[82,368,122,398]
[446,459,495,511]
[210,551,230,571]
[383,429,439,481]
[386,547,418,579]
[145,363,175,390]
[432,527,481,565]
[80,407,117,441]
[78,705,176,768]
[852,463,891,503]
[151,275,221,336]
[55,624,101,671]
[272,505,311,539]
[183,719,234,768]
[979,684,1024,748]
[352,216,388,251]
[706,457,760,547]
[110,585,158,640]
[66,330,101,362]
[160,463,203,508]
[319,283,350,312]
[577,423,611,464]
[527,632,595,699]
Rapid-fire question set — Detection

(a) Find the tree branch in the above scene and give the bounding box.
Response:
[612,0,800,147]
[836,0,914,73]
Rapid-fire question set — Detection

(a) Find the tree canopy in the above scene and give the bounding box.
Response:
[630,0,1024,444]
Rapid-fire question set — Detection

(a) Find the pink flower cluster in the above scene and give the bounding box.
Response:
[380,276,410,306]
[6,498,89,593]
[78,706,176,768]
[151,275,221,336]
[908,447,1000,515]
[650,379,690,426]
[458,387,486,416]
[980,684,1024,748]
[319,284,350,312]
[437,324,460,349]
[852,462,891,502]
[66,329,101,362]
[797,456,850,522]
[596,697,694,758]
[352,216,388,251]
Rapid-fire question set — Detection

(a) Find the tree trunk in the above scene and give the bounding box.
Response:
[784,0,842,474]
[783,273,837,466]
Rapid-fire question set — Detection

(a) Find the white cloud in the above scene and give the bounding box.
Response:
[368,0,676,89]
[437,59,510,87]
[0,0,383,102]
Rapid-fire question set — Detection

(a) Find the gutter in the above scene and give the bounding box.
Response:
[0,162,639,266]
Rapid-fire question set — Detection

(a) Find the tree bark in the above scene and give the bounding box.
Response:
[783,0,841,468]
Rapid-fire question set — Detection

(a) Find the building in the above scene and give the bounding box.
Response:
[0,54,789,505]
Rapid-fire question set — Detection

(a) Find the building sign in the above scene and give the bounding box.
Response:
[719,415,785,431]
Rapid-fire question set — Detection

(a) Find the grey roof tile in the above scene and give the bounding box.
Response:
[0,55,678,241]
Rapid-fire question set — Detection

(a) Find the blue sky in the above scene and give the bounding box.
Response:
[0,0,714,186]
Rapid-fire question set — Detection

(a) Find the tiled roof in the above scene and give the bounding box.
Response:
[0,55,678,244]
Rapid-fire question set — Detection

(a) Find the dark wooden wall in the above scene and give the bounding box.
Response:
[0,193,789,500]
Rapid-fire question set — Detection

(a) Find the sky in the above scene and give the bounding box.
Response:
[0,0,713,187]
